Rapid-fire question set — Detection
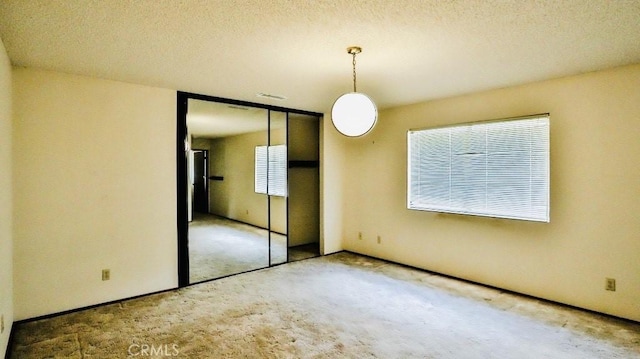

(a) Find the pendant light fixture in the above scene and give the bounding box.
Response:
[331,46,377,137]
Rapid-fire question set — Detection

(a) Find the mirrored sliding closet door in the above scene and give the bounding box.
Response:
[178,93,321,285]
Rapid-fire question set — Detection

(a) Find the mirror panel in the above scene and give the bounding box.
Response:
[180,96,319,284]
[187,99,270,282]
[268,110,288,265]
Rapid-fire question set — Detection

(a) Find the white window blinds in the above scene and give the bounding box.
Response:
[255,145,287,197]
[407,115,549,222]
[255,146,268,194]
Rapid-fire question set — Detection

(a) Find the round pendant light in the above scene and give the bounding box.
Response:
[331,47,377,137]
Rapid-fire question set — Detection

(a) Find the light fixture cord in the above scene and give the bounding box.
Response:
[352,52,357,92]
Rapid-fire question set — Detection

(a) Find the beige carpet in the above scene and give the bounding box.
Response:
[288,243,321,262]
[189,214,287,283]
[10,252,640,358]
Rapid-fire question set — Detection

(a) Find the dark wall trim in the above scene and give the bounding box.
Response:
[341,250,640,325]
[288,160,319,168]
[9,286,180,327]
[4,323,16,359]
[177,91,322,117]
[176,93,189,287]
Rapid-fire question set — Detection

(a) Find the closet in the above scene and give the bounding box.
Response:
[176,92,320,285]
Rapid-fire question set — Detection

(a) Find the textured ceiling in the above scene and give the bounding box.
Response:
[1,0,640,113]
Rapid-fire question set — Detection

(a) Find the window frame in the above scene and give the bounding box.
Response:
[407,114,550,222]
[255,144,288,197]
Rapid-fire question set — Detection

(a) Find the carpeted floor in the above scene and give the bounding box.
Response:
[9,252,640,358]
[188,213,288,283]
[288,243,321,263]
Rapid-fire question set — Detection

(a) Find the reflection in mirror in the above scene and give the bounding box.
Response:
[268,111,288,265]
[177,93,323,286]
[186,99,271,283]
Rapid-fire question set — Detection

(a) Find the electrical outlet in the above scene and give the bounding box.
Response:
[377,235,381,244]
[605,278,616,291]
[102,269,111,281]
[358,232,362,240]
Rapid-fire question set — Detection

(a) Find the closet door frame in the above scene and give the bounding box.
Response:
[176,91,321,287]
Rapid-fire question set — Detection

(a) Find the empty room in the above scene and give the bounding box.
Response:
[1,1,639,358]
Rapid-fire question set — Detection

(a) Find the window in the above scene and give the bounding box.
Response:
[407,114,549,222]
[255,145,287,197]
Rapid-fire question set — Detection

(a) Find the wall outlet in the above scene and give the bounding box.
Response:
[605,278,616,291]
[377,235,381,244]
[102,269,111,281]
[358,232,362,240]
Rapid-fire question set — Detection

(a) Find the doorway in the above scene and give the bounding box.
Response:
[192,150,208,214]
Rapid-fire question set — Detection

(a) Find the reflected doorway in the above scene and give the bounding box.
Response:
[192,150,208,214]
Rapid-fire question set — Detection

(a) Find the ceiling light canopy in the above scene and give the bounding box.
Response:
[331,47,377,137]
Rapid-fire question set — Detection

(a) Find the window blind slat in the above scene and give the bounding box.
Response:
[255,146,268,194]
[408,115,549,222]
[255,145,287,197]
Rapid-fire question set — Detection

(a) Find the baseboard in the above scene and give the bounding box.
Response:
[200,213,286,236]
[13,286,179,326]
[10,250,345,327]
[4,322,15,359]
[342,250,639,325]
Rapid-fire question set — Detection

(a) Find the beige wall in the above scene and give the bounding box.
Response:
[209,130,287,233]
[191,138,211,151]
[320,114,346,255]
[12,68,177,320]
[339,63,640,321]
[6,58,635,329]
[207,115,321,247]
[0,38,13,357]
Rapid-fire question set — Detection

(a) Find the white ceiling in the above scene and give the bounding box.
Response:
[1,1,639,114]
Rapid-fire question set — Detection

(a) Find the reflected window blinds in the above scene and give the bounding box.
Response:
[255,145,287,197]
